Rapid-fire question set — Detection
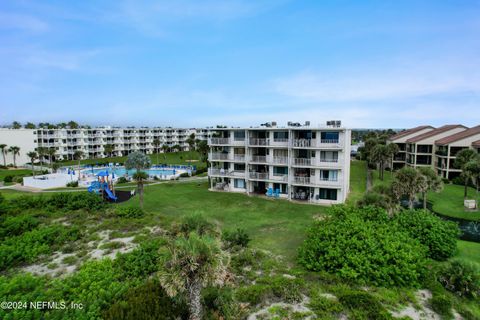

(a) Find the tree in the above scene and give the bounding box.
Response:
[196,140,209,164]
[161,144,169,160]
[159,232,229,320]
[27,151,38,177]
[464,159,480,206]
[0,144,7,166]
[391,166,428,209]
[24,122,36,129]
[125,151,151,208]
[12,121,21,129]
[357,184,397,215]
[36,147,47,172]
[47,148,57,170]
[387,143,399,174]
[455,149,479,198]
[370,144,390,180]
[152,138,161,164]
[8,146,20,167]
[172,144,181,153]
[73,150,84,180]
[68,121,79,129]
[104,144,114,158]
[186,133,196,163]
[418,167,443,210]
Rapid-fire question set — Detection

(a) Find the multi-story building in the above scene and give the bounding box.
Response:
[0,127,210,165]
[388,124,480,179]
[207,122,351,205]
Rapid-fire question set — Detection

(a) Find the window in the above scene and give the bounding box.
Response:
[273,167,288,175]
[273,183,288,194]
[320,170,338,181]
[319,188,337,200]
[234,179,245,189]
[234,131,245,140]
[273,131,288,140]
[320,151,338,161]
[321,131,339,142]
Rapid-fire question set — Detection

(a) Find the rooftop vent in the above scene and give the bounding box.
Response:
[326,120,341,128]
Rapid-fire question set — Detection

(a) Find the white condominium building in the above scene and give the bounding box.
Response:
[0,127,210,165]
[207,122,351,205]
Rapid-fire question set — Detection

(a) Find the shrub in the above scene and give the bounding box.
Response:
[103,279,187,320]
[308,294,343,318]
[114,240,165,280]
[393,210,460,261]
[298,206,427,287]
[179,172,189,178]
[437,260,480,299]
[115,206,145,218]
[13,176,24,184]
[222,228,250,249]
[236,276,304,305]
[47,192,105,211]
[338,290,392,320]
[177,213,218,237]
[66,181,78,187]
[3,175,13,183]
[429,295,453,318]
[203,286,243,319]
[235,284,271,305]
[116,177,128,184]
[0,214,40,240]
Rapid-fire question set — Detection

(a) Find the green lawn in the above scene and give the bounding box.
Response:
[347,160,367,204]
[371,168,393,188]
[429,184,480,221]
[122,181,324,262]
[0,168,32,180]
[59,151,206,169]
[456,240,480,266]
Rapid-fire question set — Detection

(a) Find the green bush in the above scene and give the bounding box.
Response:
[394,210,459,261]
[0,214,40,240]
[66,181,79,187]
[203,286,243,319]
[3,175,13,183]
[308,294,343,318]
[13,176,24,184]
[114,240,165,280]
[222,228,250,249]
[0,225,82,271]
[236,276,304,305]
[7,193,105,212]
[298,206,427,287]
[338,291,392,320]
[429,295,453,318]
[116,177,128,184]
[235,284,271,305]
[178,213,218,237]
[103,279,187,320]
[437,260,480,299]
[115,206,145,218]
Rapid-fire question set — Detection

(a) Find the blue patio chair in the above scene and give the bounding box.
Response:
[275,189,280,198]
[266,187,273,197]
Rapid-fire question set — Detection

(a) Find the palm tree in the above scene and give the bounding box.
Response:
[36,147,47,172]
[391,166,428,209]
[161,144,169,160]
[152,138,161,164]
[27,151,38,177]
[387,143,399,175]
[125,151,152,208]
[370,144,390,181]
[196,140,209,164]
[104,144,114,158]
[455,149,478,198]
[418,167,443,210]
[159,232,229,320]
[464,159,480,205]
[73,150,84,180]
[47,147,56,170]
[0,144,7,167]
[172,144,181,153]
[8,146,20,167]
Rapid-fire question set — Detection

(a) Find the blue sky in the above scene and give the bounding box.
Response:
[1,0,479,128]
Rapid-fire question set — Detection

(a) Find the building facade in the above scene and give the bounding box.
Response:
[207,123,351,205]
[388,124,480,179]
[0,127,210,165]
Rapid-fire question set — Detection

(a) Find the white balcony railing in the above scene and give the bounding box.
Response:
[271,174,288,182]
[209,153,231,161]
[208,168,246,177]
[250,155,268,163]
[234,154,246,162]
[292,158,311,166]
[293,176,311,184]
[272,156,288,165]
[249,138,269,146]
[249,171,269,180]
[209,138,231,145]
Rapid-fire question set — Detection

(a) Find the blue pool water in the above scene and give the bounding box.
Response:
[83,167,176,177]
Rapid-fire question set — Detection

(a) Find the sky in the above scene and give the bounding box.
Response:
[1,0,480,129]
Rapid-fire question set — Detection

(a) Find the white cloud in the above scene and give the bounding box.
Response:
[0,12,49,33]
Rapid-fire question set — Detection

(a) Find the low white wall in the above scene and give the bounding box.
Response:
[23,173,78,189]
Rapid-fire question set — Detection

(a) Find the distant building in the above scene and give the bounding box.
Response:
[207,121,351,205]
[388,124,480,179]
[0,127,210,166]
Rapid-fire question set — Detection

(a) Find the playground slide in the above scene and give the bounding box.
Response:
[104,187,118,201]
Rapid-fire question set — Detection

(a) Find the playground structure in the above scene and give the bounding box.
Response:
[87,170,117,201]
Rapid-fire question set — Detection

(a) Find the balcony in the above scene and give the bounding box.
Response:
[291,139,341,148]
[232,138,246,146]
[249,155,268,163]
[270,174,288,182]
[208,168,246,177]
[209,138,231,145]
[292,158,311,166]
[272,156,288,165]
[249,171,269,180]
[234,154,246,162]
[317,158,341,167]
[249,138,269,146]
[271,138,289,147]
[292,176,312,185]
[209,153,232,161]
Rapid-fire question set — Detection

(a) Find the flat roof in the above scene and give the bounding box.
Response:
[435,125,480,145]
[388,125,434,141]
[405,124,467,143]
[212,126,347,130]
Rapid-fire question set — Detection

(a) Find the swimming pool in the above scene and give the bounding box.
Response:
[83,167,177,177]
